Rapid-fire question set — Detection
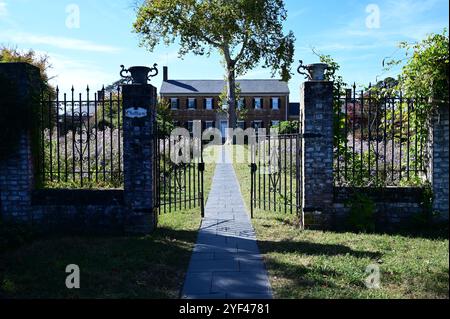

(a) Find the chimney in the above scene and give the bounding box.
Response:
[163,66,168,81]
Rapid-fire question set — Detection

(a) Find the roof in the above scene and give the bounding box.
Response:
[289,102,300,117]
[160,79,290,95]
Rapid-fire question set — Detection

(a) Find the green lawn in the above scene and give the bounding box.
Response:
[0,159,216,299]
[233,159,449,299]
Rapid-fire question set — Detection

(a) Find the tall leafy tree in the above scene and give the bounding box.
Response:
[133,0,295,131]
[385,29,449,106]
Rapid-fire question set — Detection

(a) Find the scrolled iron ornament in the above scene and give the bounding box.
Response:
[119,64,159,84]
[147,63,159,80]
[297,60,311,80]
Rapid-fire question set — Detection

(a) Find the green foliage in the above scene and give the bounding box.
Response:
[272,120,299,134]
[156,98,174,137]
[0,47,53,87]
[410,183,435,230]
[346,193,375,233]
[133,0,295,127]
[386,29,449,104]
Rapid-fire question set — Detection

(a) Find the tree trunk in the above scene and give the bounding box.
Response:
[226,67,237,131]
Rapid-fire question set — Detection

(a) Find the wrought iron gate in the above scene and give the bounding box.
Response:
[153,123,205,217]
[250,133,304,227]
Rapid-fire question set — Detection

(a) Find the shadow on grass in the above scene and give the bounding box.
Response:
[0,226,200,299]
[272,215,449,241]
[258,239,382,260]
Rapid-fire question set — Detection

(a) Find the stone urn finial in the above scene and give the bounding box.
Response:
[297,60,333,81]
[120,64,159,84]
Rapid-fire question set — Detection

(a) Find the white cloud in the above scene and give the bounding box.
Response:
[0,30,121,53]
[0,1,7,17]
[383,0,441,23]
[34,51,118,93]
[155,51,181,66]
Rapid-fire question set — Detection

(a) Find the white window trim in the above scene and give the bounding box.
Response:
[205,98,213,110]
[170,98,178,110]
[272,97,280,110]
[188,98,196,109]
[254,97,262,109]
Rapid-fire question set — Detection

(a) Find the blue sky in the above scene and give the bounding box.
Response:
[0,0,448,101]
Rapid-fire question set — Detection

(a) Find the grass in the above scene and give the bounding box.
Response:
[0,155,215,299]
[233,157,449,299]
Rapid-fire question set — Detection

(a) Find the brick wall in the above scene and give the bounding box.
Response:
[333,187,424,231]
[31,189,126,233]
[432,103,449,218]
[122,84,158,234]
[163,95,288,128]
[0,63,40,223]
[300,81,334,228]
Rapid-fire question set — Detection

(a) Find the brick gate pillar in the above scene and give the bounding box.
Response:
[431,103,449,219]
[122,83,158,234]
[0,63,41,223]
[300,81,334,229]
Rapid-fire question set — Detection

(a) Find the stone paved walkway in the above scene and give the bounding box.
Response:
[181,147,273,299]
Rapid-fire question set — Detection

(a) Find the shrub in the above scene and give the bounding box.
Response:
[273,121,299,134]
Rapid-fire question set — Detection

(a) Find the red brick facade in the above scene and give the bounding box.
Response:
[162,95,289,129]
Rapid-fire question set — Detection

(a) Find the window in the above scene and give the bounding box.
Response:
[187,121,194,134]
[188,98,196,109]
[237,121,245,129]
[237,98,245,110]
[205,98,213,110]
[170,98,179,110]
[272,97,280,110]
[252,120,263,129]
[271,120,280,127]
[205,121,214,129]
[254,98,262,109]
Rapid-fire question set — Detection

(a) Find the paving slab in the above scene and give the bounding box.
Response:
[181,147,273,299]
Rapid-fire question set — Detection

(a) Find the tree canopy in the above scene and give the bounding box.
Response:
[0,46,53,90]
[386,29,449,104]
[133,0,295,130]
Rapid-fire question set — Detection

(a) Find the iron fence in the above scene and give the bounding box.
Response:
[334,84,430,187]
[37,86,123,189]
[250,133,302,220]
[153,119,205,216]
